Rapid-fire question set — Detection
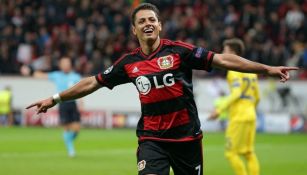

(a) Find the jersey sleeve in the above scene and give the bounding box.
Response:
[95,56,130,89]
[174,41,215,71]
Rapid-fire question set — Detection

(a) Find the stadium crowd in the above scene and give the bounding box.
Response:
[0,0,306,78]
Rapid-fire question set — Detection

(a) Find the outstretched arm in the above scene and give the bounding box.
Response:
[26,76,101,114]
[212,54,299,82]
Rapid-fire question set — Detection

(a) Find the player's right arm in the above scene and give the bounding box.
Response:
[26,76,101,114]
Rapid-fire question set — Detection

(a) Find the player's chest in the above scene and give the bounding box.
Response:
[124,53,182,93]
[124,53,181,78]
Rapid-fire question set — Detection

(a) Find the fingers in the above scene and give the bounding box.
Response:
[280,71,288,82]
[26,103,38,109]
[283,67,299,71]
[279,67,293,82]
[35,105,49,114]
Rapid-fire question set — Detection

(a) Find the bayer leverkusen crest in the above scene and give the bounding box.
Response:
[157,55,174,69]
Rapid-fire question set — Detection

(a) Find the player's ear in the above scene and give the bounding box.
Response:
[158,21,162,32]
[132,25,137,36]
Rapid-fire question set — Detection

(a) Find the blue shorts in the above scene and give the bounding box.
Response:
[59,101,80,124]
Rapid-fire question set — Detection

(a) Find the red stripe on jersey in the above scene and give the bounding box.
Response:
[139,81,183,104]
[97,73,103,82]
[206,51,213,69]
[143,109,190,131]
[124,54,181,78]
[207,51,213,62]
[139,134,202,142]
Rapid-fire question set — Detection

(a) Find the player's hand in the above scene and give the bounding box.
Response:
[208,109,219,121]
[26,97,56,114]
[267,66,299,83]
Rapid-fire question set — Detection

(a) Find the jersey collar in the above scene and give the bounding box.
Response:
[139,39,164,60]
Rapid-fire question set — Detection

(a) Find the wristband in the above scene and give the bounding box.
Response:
[52,93,62,104]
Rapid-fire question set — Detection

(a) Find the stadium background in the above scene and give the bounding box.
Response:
[0,0,306,175]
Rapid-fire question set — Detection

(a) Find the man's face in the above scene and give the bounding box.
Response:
[132,10,161,43]
[59,57,72,73]
[222,45,234,54]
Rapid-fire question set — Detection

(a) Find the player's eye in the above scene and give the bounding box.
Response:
[138,19,145,24]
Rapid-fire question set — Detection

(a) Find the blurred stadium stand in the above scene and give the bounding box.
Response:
[0,0,306,78]
[0,0,306,131]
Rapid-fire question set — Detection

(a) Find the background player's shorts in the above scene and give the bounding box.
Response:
[59,101,80,124]
[225,121,256,154]
[137,139,203,175]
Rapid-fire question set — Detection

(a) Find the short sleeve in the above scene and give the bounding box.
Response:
[95,56,130,89]
[174,41,215,71]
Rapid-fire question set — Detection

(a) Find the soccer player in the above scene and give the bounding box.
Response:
[0,86,14,126]
[26,3,298,175]
[209,38,261,175]
[21,57,82,157]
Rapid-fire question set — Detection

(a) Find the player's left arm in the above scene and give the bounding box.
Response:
[216,87,241,115]
[212,54,299,82]
[208,81,242,120]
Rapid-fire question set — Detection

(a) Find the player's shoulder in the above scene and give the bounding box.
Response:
[160,39,194,50]
[243,72,258,80]
[228,70,243,77]
[48,70,61,76]
[113,49,139,66]
[71,71,81,78]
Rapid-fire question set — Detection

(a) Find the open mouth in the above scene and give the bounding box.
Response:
[143,27,154,34]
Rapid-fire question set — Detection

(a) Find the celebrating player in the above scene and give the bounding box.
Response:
[209,38,260,175]
[26,3,298,175]
[21,57,82,157]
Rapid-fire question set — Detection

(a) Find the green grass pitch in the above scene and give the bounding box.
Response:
[0,127,306,175]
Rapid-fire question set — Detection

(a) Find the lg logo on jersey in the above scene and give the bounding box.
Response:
[136,73,175,95]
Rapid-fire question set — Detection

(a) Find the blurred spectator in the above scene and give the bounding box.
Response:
[0,0,306,79]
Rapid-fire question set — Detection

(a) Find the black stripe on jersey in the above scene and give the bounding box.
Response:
[141,96,187,116]
[137,121,201,139]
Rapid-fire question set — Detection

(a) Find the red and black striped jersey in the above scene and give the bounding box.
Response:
[95,39,215,142]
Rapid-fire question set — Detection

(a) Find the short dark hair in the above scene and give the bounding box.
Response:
[223,38,245,56]
[131,3,160,26]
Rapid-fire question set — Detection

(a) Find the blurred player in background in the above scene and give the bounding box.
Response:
[213,91,229,131]
[21,57,82,157]
[0,86,14,126]
[25,3,297,175]
[209,38,260,175]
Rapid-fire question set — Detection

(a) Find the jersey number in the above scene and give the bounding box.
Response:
[195,165,201,175]
[241,77,255,100]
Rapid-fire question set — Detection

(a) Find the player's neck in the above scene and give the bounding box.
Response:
[140,37,161,56]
